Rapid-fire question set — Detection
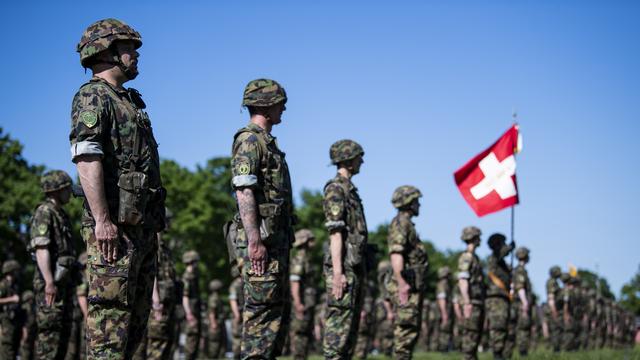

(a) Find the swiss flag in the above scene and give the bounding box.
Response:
[454,124,521,217]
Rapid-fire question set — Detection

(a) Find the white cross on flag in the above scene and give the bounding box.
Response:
[454,124,522,217]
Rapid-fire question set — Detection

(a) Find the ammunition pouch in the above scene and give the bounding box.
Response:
[258,203,281,243]
[344,233,366,268]
[401,264,428,293]
[157,279,177,305]
[54,255,78,284]
[223,219,240,268]
[117,171,149,226]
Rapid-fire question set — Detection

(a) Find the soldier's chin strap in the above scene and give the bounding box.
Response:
[107,47,138,80]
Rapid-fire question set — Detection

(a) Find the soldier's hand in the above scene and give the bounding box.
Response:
[152,302,163,321]
[332,273,348,300]
[463,303,473,319]
[95,220,119,263]
[398,282,411,306]
[248,240,267,276]
[44,281,57,307]
[186,313,197,327]
[295,302,305,320]
[10,294,20,304]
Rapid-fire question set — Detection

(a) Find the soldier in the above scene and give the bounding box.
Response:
[484,233,513,360]
[354,283,375,359]
[67,252,88,360]
[513,247,533,356]
[28,170,76,360]
[545,265,563,352]
[289,229,317,360]
[373,261,394,357]
[19,290,36,360]
[386,185,428,360]
[451,283,463,351]
[322,139,368,360]
[456,226,485,360]
[560,273,577,351]
[229,265,244,360]
[182,250,201,360]
[71,18,165,358]
[428,300,441,351]
[436,266,453,352]
[231,78,293,359]
[0,260,22,359]
[206,280,225,359]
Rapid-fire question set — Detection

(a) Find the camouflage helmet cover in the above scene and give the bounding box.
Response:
[330,139,364,165]
[438,266,450,279]
[461,226,481,242]
[549,265,562,278]
[391,185,422,209]
[41,170,72,193]
[560,272,571,283]
[242,79,287,107]
[182,250,200,264]
[293,229,315,248]
[209,279,223,292]
[515,247,530,260]
[21,290,34,302]
[77,18,142,67]
[487,233,507,251]
[2,260,20,275]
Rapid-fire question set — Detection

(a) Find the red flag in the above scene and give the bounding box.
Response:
[454,124,521,217]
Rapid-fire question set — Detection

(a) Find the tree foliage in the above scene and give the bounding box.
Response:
[577,269,615,300]
[619,265,640,316]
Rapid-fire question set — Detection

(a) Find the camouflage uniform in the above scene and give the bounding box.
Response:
[456,226,485,360]
[206,280,225,359]
[322,139,368,360]
[0,261,22,360]
[427,301,440,351]
[374,262,393,356]
[544,266,562,352]
[451,285,462,351]
[435,267,453,352]
[145,231,178,360]
[354,284,375,359]
[228,275,244,360]
[387,186,427,360]
[484,234,513,360]
[512,247,532,356]
[29,171,77,360]
[67,253,88,360]
[71,18,164,359]
[19,290,36,360]
[561,274,578,351]
[231,79,293,360]
[289,230,317,360]
[182,251,201,360]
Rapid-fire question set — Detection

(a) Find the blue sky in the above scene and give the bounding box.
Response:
[1,1,639,298]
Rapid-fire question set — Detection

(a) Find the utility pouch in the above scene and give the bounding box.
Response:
[401,268,417,292]
[223,220,239,266]
[344,233,365,268]
[258,203,281,240]
[157,279,176,305]
[117,171,149,226]
[54,255,77,284]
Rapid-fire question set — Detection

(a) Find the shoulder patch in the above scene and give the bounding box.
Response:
[236,162,250,175]
[37,224,48,236]
[330,204,341,216]
[80,110,98,128]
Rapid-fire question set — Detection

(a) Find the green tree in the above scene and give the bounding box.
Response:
[619,265,640,316]
[577,269,615,299]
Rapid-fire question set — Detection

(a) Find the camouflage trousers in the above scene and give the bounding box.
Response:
[241,249,290,360]
[544,311,562,352]
[503,301,517,358]
[290,308,314,360]
[452,318,462,351]
[144,309,176,360]
[0,319,20,360]
[485,297,510,358]
[183,317,200,360]
[460,302,484,360]
[83,225,157,360]
[427,317,439,351]
[375,321,393,356]
[391,292,423,360]
[561,318,578,351]
[34,284,73,360]
[515,305,532,355]
[323,269,364,360]
[20,324,37,360]
[437,316,453,352]
[231,318,242,360]
[206,324,225,359]
[354,314,373,359]
[65,314,86,360]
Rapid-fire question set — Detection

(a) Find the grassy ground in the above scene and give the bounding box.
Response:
[285,347,640,360]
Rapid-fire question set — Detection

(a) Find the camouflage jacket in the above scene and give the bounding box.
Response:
[231,123,294,250]
[208,292,224,321]
[486,254,511,299]
[546,277,562,310]
[388,212,427,268]
[513,264,532,303]
[182,270,200,313]
[322,174,368,272]
[69,77,163,229]
[229,276,244,316]
[156,234,178,305]
[0,278,20,320]
[436,277,452,307]
[457,250,485,303]
[289,249,317,308]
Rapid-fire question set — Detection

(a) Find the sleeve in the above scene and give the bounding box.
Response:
[457,252,472,279]
[436,280,447,300]
[387,217,408,254]
[229,281,238,301]
[231,132,261,188]
[323,182,346,232]
[289,254,304,282]
[546,279,555,298]
[69,86,107,162]
[182,274,191,297]
[514,267,526,291]
[29,206,52,249]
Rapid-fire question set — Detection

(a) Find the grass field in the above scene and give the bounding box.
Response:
[285,347,640,360]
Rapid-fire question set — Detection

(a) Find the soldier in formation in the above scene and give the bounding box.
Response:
[545,265,563,352]
[0,260,22,359]
[228,265,244,360]
[485,233,514,360]
[435,266,453,352]
[513,247,533,356]
[457,226,485,360]
[182,250,202,360]
[206,279,225,359]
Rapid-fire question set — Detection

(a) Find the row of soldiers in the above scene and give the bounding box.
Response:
[0,16,637,360]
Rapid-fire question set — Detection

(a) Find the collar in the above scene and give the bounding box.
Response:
[90,76,128,96]
[246,122,275,144]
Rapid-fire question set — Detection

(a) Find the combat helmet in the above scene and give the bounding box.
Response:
[515,247,530,260]
[330,139,364,165]
[560,272,571,284]
[293,229,315,248]
[182,250,200,264]
[487,233,507,251]
[549,266,562,278]
[242,79,287,107]
[77,18,142,68]
[438,266,450,279]
[209,279,223,292]
[21,290,34,303]
[41,170,72,193]
[391,185,422,209]
[2,260,20,275]
[461,226,481,243]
